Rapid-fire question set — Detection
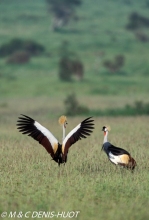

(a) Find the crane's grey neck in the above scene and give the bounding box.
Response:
[103,131,108,144]
[62,125,65,142]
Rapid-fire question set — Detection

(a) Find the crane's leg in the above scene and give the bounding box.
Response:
[57,162,62,178]
[64,162,69,178]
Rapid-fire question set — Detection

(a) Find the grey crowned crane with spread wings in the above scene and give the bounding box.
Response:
[102,126,136,170]
[17,115,94,166]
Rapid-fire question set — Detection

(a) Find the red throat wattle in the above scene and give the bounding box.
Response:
[104,131,106,136]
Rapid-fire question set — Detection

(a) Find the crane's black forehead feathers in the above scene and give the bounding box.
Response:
[102,126,106,131]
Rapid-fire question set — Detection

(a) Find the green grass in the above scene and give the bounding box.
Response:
[0,1,149,219]
[0,115,149,220]
[0,0,149,102]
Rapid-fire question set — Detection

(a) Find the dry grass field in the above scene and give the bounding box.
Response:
[0,106,149,219]
[1,1,149,219]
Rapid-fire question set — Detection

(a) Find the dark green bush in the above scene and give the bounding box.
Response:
[126,12,149,30]
[0,38,45,57]
[0,39,23,57]
[23,40,44,56]
[103,55,125,73]
[46,0,82,31]
[58,41,84,81]
[59,57,73,81]
[90,101,149,116]
[64,93,89,116]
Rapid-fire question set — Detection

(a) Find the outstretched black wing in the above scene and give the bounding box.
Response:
[62,117,94,156]
[17,114,59,158]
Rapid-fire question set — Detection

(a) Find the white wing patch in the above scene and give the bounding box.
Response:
[109,152,122,165]
[34,121,58,148]
[62,123,81,146]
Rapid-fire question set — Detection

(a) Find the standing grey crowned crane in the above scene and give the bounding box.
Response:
[101,126,136,170]
[17,115,94,166]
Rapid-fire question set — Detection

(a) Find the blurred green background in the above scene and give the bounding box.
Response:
[0,0,149,117]
[1,2,149,219]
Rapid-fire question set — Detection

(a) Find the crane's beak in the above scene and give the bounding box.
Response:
[64,122,68,128]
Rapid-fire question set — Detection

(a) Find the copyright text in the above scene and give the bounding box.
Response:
[1,211,80,219]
